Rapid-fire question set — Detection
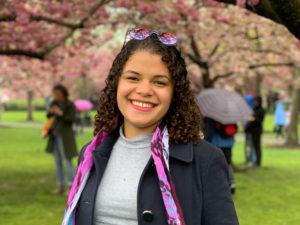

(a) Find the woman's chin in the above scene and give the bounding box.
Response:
[126,118,159,130]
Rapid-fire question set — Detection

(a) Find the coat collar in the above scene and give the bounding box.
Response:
[169,141,193,163]
[92,129,194,163]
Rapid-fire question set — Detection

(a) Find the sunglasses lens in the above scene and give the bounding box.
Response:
[158,33,177,45]
[130,28,150,40]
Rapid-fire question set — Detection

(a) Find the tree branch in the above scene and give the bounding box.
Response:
[32,15,82,29]
[0,0,109,59]
[0,14,15,22]
[248,62,294,69]
[214,0,300,40]
[210,46,286,67]
[189,35,202,60]
[0,14,81,29]
[211,71,235,83]
[0,49,45,59]
[208,32,228,59]
[187,53,207,68]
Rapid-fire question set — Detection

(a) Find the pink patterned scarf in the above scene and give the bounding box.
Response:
[62,123,185,225]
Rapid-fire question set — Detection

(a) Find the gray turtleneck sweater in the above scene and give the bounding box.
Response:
[93,126,153,225]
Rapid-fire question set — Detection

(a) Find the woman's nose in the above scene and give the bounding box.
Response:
[135,81,154,96]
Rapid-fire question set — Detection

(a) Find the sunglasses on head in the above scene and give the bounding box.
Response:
[123,28,178,47]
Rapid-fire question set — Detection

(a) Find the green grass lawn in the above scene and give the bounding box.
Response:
[232,141,300,225]
[1,110,98,124]
[1,126,300,225]
[0,127,94,225]
[3,111,300,141]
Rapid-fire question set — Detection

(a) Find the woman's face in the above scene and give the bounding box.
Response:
[117,50,174,134]
[53,89,65,102]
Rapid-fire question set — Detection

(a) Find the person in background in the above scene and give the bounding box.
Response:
[274,103,287,138]
[244,94,256,166]
[285,105,291,133]
[204,117,237,194]
[45,84,78,196]
[246,96,265,167]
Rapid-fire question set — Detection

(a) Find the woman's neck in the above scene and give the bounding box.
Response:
[123,121,157,139]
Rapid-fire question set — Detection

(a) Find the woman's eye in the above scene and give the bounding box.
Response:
[127,77,138,81]
[154,81,167,86]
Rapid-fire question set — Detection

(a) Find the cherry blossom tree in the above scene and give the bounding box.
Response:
[116,2,295,90]
[0,0,111,59]
[1,0,300,133]
[0,57,53,120]
[0,24,115,121]
[1,0,299,60]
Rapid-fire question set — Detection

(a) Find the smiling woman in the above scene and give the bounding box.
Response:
[62,28,239,225]
[94,29,201,145]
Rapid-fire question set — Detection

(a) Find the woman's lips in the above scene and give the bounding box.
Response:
[129,100,157,112]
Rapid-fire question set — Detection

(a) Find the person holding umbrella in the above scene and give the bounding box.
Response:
[45,84,78,195]
[198,88,253,194]
[203,117,237,194]
[62,28,238,225]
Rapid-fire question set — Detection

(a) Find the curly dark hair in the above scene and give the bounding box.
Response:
[94,34,202,144]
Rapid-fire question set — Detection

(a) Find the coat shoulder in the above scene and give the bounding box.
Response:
[193,139,225,165]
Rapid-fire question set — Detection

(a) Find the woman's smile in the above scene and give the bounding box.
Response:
[129,99,157,112]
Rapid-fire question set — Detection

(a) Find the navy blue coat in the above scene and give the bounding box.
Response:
[74,129,239,225]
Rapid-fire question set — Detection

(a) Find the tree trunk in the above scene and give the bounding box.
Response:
[201,66,214,88]
[27,90,34,121]
[285,86,300,146]
[79,74,89,99]
[255,71,262,95]
[0,103,2,122]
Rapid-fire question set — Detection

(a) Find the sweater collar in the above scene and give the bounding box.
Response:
[93,128,193,163]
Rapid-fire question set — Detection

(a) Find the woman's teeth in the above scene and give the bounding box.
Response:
[132,100,154,108]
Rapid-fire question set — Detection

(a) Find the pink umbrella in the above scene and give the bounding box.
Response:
[74,99,93,111]
[1,95,9,104]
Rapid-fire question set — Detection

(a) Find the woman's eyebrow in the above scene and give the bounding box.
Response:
[154,75,170,81]
[124,70,170,80]
[124,70,141,75]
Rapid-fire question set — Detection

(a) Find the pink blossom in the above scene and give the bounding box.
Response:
[211,12,231,24]
[186,27,195,35]
[168,15,181,23]
[16,11,30,25]
[190,7,200,22]
[202,0,224,7]
[174,0,189,15]
[248,0,260,6]
[156,18,168,25]
[137,2,157,15]
[116,0,133,9]
[105,31,114,41]
[244,9,251,15]
[236,0,246,7]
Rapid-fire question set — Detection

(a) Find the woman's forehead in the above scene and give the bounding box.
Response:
[124,51,171,78]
